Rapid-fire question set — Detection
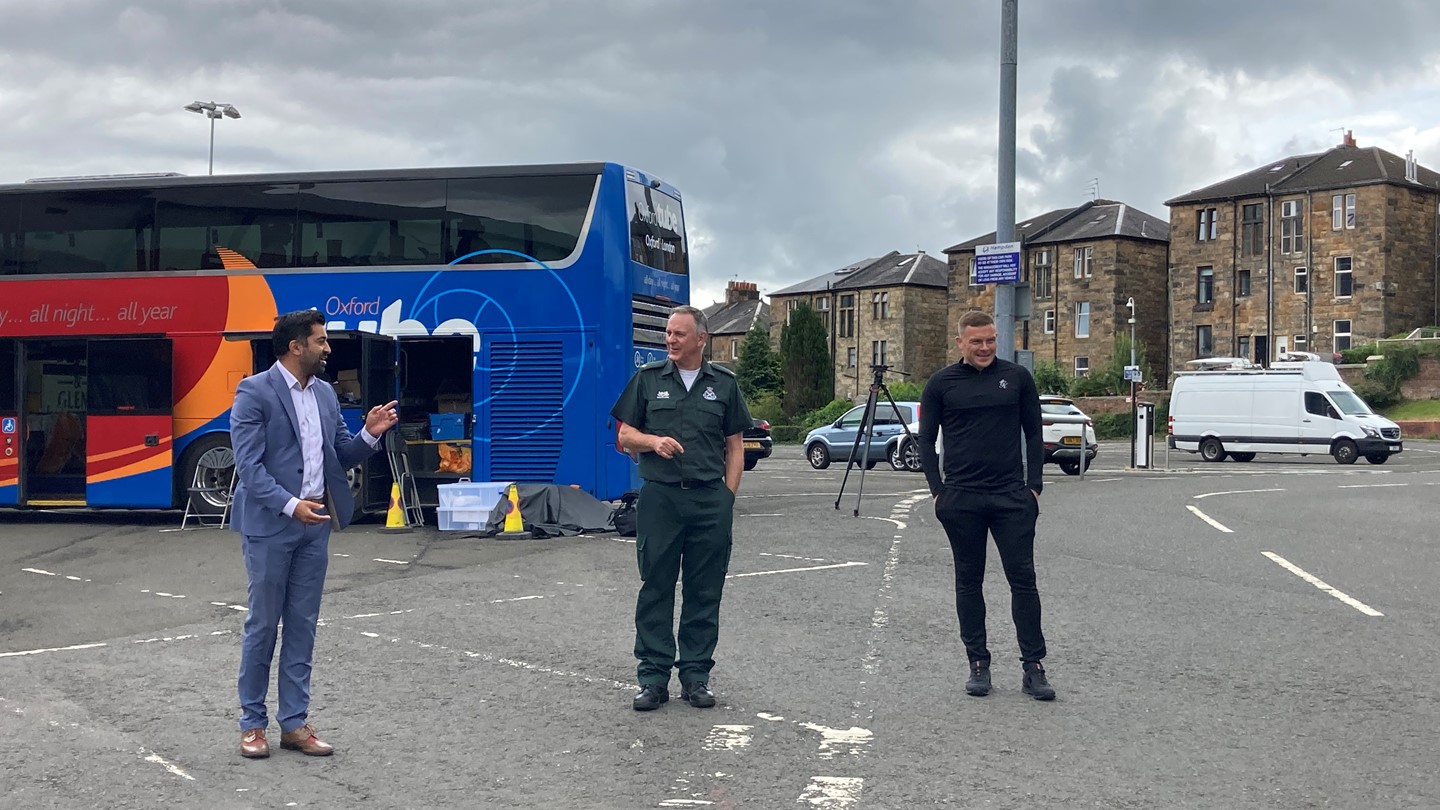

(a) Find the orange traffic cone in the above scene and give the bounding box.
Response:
[496,483,529,540]
[382,482,412,533]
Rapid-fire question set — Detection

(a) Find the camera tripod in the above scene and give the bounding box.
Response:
[835,365,920,517]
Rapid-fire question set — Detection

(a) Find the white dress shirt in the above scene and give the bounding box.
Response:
[275,363,379,518]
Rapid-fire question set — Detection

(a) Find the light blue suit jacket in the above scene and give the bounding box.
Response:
[229,363,378,538]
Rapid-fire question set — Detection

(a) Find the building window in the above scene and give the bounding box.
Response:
[1197,207,1218,241]
[1238,335,1251,362]
[1075,302,1090,338]
[786,299,798,323]
[1294,266,1307,294]
[1332,193,1356,230]
[1196,325,1213,358]
[1281,199,1304,254]
[1335,256,1353,297]
[1241,203,1264,256]
[1294,334,1308,350]
[1033,250,1053,298]
[1043,309,1055,334]
[1074,356,1089,377]
[1238,268,1252,297]
[838,294,855,338]
[730,339,738,360]
[871,340,888,367]
[814,295,831,330]
[1073,246,1093,278]
[1334,320,1352,352]
[872,291,889,319]
[968,257,981,287]
[1197,266,1214,304]
[847,347,857,368]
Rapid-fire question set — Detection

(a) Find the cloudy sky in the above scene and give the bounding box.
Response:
[4,1,1439,307]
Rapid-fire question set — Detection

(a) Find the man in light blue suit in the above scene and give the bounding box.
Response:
[230,310,397,759]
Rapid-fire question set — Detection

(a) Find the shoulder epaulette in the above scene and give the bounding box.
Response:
[640,359,668,370]
[709,363,737,378]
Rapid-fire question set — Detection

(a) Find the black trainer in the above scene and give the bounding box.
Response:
[1022,663,1056,701]
[680,682,716,708]
[965,661,992,697]
[633,684,669,711]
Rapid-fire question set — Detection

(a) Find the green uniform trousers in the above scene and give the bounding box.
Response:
[634,479,735,686]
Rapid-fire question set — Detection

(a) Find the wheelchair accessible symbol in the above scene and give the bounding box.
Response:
[1,417,15,435]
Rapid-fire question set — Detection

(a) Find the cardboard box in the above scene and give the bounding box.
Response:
[436,395,470,414]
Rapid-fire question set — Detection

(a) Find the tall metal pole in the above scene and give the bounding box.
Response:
[994,0,1018,361]
[208,114,216,175]
[1129,300,1137,467]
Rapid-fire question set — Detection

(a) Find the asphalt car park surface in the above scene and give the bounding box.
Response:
[2,439,1439,808]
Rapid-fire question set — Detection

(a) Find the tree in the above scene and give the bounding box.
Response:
[778,303,833,418]
[735,322,782,400]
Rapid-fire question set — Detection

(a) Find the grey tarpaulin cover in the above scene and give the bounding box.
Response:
[481,483,617,537]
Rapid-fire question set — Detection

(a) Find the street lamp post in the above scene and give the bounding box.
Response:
[1127,297,1137,467]
[183,101,241,175]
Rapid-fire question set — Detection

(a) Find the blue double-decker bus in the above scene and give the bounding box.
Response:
[0,162,686,514]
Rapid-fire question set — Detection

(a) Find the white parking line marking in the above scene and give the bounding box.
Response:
[141,750,196,781]
[700,724,754,751]
[1336,483,1409,489]
[1186,505,1234,533]
[799,723,874,760]
[1262,552,1383,616]
[727,562,867,579]
[759,552,829,563]
[796,776,864,808]
[1194,488,1285,499]
[0,642,108,658]
[373,558,410,565]
[490,595,545,603]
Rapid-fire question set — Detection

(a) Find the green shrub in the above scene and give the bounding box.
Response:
[771,425,805,444]
[1340,343,1378,364]
[747,391,785,426]
[885,380,926,402]
[1069,369,1123,397]
[1090,413,1131,440]
[1352,380,1399,410]
[799,398,854,430]
[1031,361,1069,396]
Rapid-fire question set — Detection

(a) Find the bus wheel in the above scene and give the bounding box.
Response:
[1332,439,1359,465]
[1229,452,1256,462]
[1199,437,1227,463]
[180,434,235,515]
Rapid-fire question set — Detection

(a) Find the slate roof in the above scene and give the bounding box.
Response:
[1166,144,1440,205]
[769,251,947,296]
[702,298,770,337]
[943,200,1169,253]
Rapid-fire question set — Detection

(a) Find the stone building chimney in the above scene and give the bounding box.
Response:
[1342,130,1356,147]
[725,280,759,304]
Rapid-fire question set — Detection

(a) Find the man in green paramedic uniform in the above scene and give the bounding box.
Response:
[611,305,752,711]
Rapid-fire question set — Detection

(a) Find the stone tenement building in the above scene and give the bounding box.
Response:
[943,200,1171,379]
[1166,131,1440,373]
[769,251,948,401]
[702,280,770,367]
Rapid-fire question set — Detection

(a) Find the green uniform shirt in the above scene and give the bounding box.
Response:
[611,360,752,484]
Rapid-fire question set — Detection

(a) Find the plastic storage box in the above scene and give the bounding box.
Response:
[429,413,466,440]
[435,480,513,532]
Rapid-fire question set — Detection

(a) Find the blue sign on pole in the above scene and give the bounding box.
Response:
[975,241,1022,284]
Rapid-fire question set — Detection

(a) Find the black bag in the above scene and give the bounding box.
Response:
[610,490,640,537]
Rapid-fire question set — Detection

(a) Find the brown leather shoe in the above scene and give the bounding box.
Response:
[279,724,334,756]
[240,728,269,758]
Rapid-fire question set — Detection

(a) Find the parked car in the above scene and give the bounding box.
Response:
[1041,395,1098,475]
[742,418,773,471]
[803,401,920,470]
[888,418,937,472]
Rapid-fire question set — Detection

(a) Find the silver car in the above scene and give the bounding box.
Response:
[803,401,920,470]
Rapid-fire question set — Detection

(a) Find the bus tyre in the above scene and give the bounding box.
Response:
[1229,452,1256,462]
[1332,440,1359,465]
[179,434,235,516]
[807,443,831,470]
[1199,437,1227,463]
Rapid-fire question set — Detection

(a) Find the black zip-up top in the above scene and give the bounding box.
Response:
[917,357,1044,497]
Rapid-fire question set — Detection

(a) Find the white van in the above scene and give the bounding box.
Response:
[1167,361,1403,465]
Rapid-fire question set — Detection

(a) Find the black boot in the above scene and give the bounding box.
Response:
[965,661,992,697]
[1022,662,1056,701]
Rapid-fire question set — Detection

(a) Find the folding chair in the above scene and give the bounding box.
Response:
[385,431,425,528]
[181,448,237,530]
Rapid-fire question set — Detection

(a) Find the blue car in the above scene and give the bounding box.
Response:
[803,401,921,470]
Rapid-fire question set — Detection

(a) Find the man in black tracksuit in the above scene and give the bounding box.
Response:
[918,310,1056,700]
